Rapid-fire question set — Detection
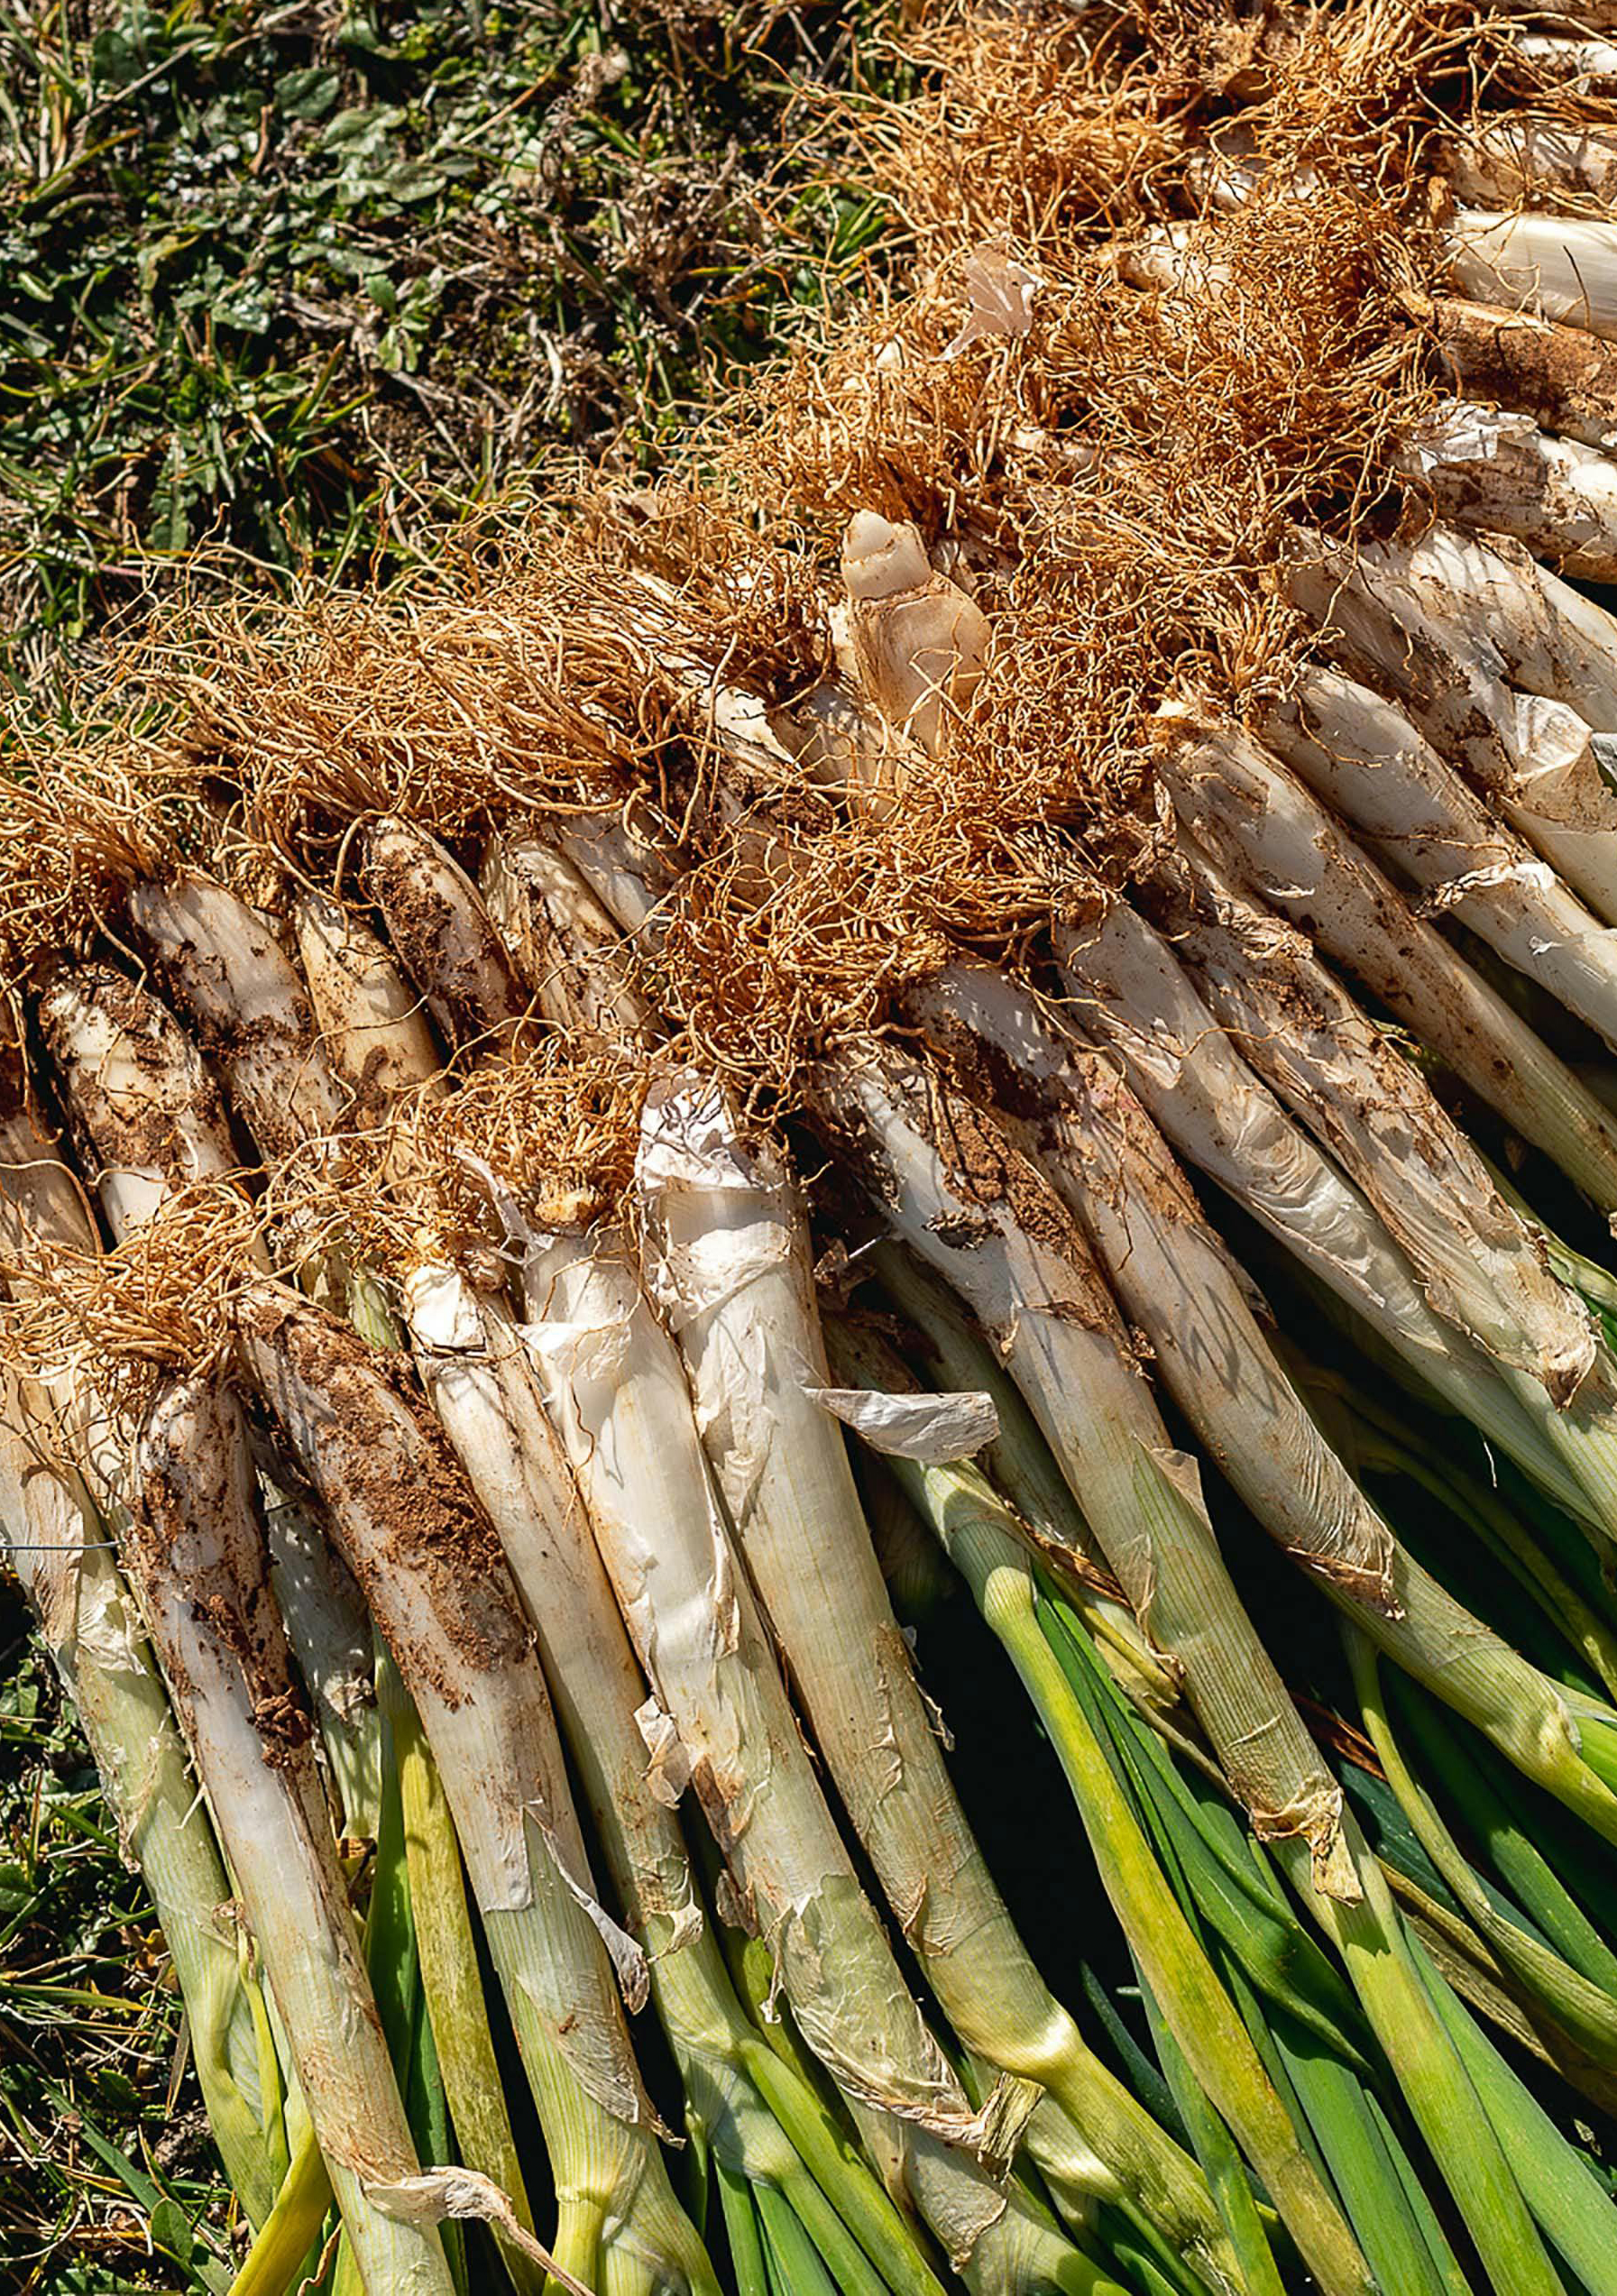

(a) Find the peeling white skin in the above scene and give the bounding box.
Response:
[480,837,658,1046]
[521,1222,1095,2289]
[631,1078,1240,2281]
[1153,714,1617,1212]
[127,872,348,1164]
[1051,889,1612,1529]
[804,1382,1000,1461]
[1159,846,1596,1406]
[38,965,255,1244]
[1447,206,1617,343]
[127,1374,454,2296]
[1263,666,1617,1056]
[806,1044,1350,1887]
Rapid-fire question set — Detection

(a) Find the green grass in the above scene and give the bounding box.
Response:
[0,0,896,696]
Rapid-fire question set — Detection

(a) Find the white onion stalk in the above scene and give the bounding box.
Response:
[294,891,446,1134]
[0,1350,288,2226]
[481,834,659,1045]
[361,816,531,1051]
[127,870,347,1164]
[1431,296,1617,456]
[519,1221,1110,2296]
[124,868,401,1349]
[1261,666,1617,1056]
[405,1265,947,2296]
[1355,522,1617,736]
[236,1282,720,2296]
[1,1030,130,1520]
[242,937,552,2275]
[39,963,381,1817]
[909,964,1617,1851]
[1153,712,1617,1210]
[0,1045,98,1263]
[38,963,261,1243]
[809,1049,1511,2296]
[841,512,989,765]
[1443,116,1617,207]
[1050,889,1617,1549]
[1283,533,1617,921]
[630,1076,1238,2292]
[1446,207,1617,341]
[252,1462,383,1840]
[1155,845,1596,1404]
[547,806,684,943]
[1400,400,1617,583]
[126,1373,455,2296]
[1499,27,1617,78]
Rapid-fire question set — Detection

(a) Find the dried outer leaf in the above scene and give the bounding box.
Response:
[127,871,347,1165]
[127,1373,454,2295]
[363,816,532,1050]
[367,2171,592,2296]
[1431,295,1617,456]
[942,245,1040,357]
[1156,844,1596,1405]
